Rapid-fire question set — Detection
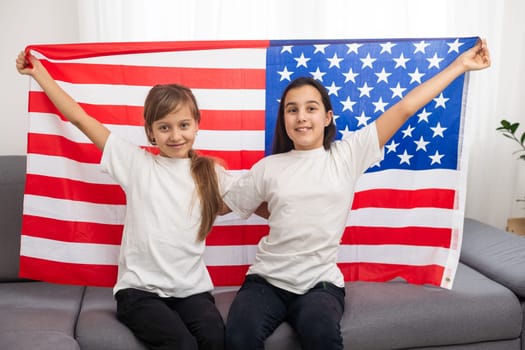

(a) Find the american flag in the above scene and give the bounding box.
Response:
[19,37,476,289]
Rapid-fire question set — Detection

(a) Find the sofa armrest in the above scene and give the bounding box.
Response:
[461,218,525,298]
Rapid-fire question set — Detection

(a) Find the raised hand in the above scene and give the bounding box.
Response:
[458,38,491,72]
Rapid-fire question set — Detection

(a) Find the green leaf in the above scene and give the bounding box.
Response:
[501,119,511,128]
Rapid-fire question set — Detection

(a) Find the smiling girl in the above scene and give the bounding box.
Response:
[16,51,232,350]
[223,39,491,350]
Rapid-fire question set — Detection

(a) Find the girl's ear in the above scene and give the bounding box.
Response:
[325,110,334,127]
[145,127,155,144]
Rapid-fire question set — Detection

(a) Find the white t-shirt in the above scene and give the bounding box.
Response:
[223,123,383,294]
[101,133,234,298]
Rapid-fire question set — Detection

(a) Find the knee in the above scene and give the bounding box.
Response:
[226,322,265,350]
[296,318,342,350]
[193,314,225,349]
[225,329,255,350]
[172,335,199,350]
[198,322,224,349]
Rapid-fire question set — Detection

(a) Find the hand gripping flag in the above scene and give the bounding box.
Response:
[20,37,477,289]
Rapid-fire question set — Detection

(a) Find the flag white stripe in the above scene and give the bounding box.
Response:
[337,244,451,266]
[28,113,265,150]
[27,154,116,185]
[203,246,259,266]
[33,48,268,69]
[348,207,464,229]
[20,234,450,267]
[356,168,460,190]
[31,81,266,110]
[23,194,126,225]
[214,212,267,225]
[29,112,148,144]
[26,153,247,185]
[21,235,120,265]
[196,130,265,151]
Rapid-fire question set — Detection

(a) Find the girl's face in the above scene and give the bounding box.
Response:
[148,105,198,158]
[283,85,333,151]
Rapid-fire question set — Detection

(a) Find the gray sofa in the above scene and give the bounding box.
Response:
[1,154,524,350]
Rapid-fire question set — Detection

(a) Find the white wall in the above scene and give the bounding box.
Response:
[1,0,79,155]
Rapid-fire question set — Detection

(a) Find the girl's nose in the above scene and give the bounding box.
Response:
[169,129,180,141]
[297,109,307,122]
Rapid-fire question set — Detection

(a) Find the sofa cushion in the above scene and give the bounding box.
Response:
[461,218,525,297]
[341,263,522,349]
[0,156,26,282]
[0,330,80,350]
[0,281,84,347]
[410,339,520,350]
[75,286,147,350]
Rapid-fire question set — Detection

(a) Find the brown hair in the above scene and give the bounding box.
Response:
[272,77,336,154]
[143,84,223,241]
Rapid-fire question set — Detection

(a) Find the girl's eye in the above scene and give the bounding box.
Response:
[158,125,169,131]
[180,122,189,129]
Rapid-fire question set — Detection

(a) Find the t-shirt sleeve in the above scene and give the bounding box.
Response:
[216,164,236,195]
[222,168,264,220]
[336,122,384,177]
[100,133,143,189]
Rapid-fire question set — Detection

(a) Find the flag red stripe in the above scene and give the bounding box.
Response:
[25,174,126,204]
[22,214,268,246]
[19,255,118,287]
[22,215,124,245]
[41,60,266,89]
[28,133,102,163]
[352,188,456,210]
[207,265,250,286]
[29,91,144,125]
[29,92,266,130]
[207,225,269,245]
[19,255,251,288]
[27,133,263,169]
[197,149,264,170]
[342,226,452,248]
[338,262,444,285]
[27,40,270,60]
[200,110,265,131]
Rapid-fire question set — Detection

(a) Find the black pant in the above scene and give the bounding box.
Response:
[116,288,225,350]
[225,274,345,350]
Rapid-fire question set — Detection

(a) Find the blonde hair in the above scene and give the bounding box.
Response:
[143,84,223,241]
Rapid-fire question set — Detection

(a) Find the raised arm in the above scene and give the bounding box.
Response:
[375,38,491,148]
[16,51,110,150]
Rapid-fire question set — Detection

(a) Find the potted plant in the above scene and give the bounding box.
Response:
[496,119,525,235]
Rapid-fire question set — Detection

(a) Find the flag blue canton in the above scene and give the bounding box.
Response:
[264,37,478,171]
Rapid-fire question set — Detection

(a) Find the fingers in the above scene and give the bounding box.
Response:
[15,50,35,73]
[476,38,491,67]
[480,39,491,66]
[15,51,28,71]
[16,51,27,67]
